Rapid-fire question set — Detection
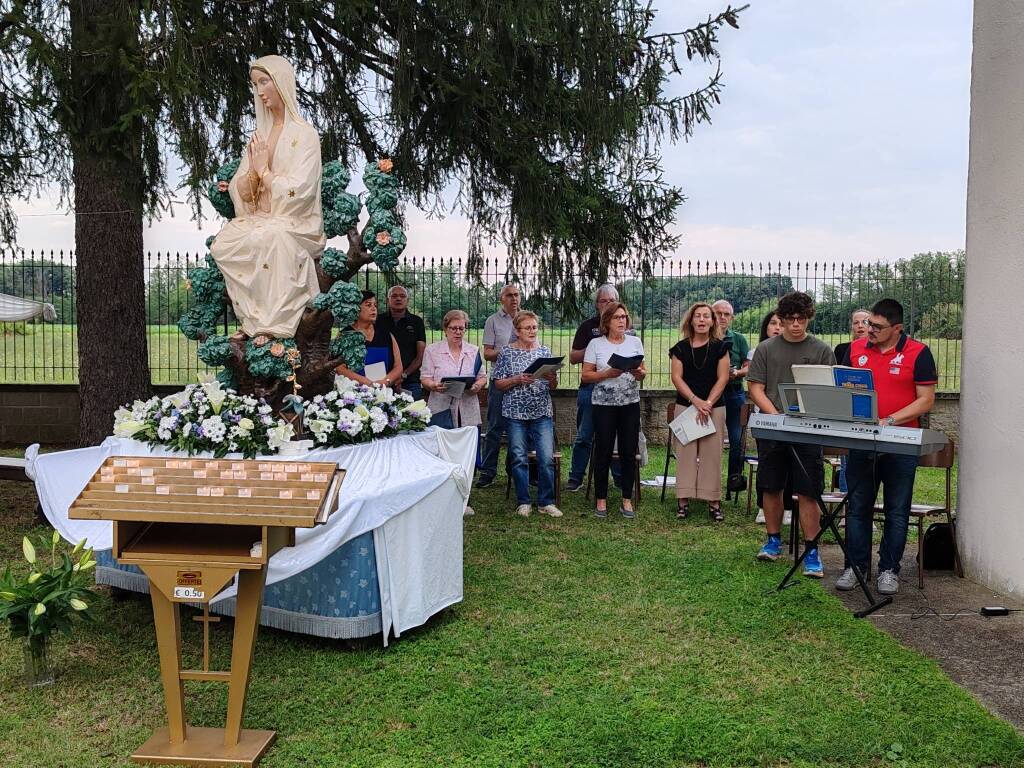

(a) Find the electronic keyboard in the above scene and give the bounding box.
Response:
[749,413,948,456]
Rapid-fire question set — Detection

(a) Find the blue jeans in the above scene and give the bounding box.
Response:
[507,416,556,506]
[845,450,919,575]
[569,384,620,484]
[478,386,507,480]
[724,389,746,477]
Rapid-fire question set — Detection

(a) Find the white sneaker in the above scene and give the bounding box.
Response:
[515,504,532,517]
[539,504,563,518]
[835,567,858,591]
[463,505,475,517]
[877,570,900,595]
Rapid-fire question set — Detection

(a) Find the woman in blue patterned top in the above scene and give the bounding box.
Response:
[492,311,562,518]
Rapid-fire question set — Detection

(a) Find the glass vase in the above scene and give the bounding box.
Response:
[23,636,55,687]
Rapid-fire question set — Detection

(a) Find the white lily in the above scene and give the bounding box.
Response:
[267,422,295,451]
[164,390,190,409]
[113,419,147,438]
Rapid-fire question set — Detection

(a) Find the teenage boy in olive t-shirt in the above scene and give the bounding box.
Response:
[747,291,835,577]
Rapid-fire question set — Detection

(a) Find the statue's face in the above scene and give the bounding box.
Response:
[250,69,284,115]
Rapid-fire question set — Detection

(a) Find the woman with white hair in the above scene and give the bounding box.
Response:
[421,309,486,429]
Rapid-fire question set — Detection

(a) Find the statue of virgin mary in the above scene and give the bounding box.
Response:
[210,55,325,340]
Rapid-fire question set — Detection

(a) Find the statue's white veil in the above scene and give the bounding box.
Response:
[249,55,305,136]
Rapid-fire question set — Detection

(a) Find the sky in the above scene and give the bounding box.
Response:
[9,1,973,267]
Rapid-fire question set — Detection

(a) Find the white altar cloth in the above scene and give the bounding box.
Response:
[26,426,476,645]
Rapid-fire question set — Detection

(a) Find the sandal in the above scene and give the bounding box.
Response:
[710,504,724,522]
[676,503,689,520]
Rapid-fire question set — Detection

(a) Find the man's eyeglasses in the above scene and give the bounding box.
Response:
[779,315,808,323]
[867,321,893,331]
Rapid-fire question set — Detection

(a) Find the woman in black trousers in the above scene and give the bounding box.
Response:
[581,302,647,519]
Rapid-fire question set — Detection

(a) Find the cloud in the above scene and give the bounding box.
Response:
[9,1,971,268]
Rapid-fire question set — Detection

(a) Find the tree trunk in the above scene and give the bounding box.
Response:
[70,0,151,445]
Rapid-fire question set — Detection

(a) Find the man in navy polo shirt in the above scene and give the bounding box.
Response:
[836,298,937,595]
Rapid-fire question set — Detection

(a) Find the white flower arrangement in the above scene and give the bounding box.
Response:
[112,377,293,458]
[302,380,431,447]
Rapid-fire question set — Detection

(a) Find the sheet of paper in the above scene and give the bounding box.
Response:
[364,361,388,381]
[668,404,717,446]
[442,380,468,399]
[791,364,834,386]
[527,363,563,377]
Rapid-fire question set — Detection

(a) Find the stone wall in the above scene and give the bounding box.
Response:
[0,384,964,448]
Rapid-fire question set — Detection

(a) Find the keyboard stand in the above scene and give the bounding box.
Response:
[776,445,893,618]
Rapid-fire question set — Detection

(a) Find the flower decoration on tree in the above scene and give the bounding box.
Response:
[197,334,232,367]
[207,157,241,220]
[377,158,393,173]
[321,160,362,239]
[246,337,299,380]
[312,279,363,327]
[177,254,227,341]
[329,329,367,371]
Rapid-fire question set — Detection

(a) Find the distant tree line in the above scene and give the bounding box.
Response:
[0,251,965,339]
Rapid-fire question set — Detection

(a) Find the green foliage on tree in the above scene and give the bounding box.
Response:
[0,0,747,440]
[816,251,965,334]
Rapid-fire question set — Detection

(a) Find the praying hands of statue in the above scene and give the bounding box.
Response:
[249,132,270,176]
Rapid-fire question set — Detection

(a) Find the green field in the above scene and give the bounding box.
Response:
[3,446,1019,767]
[0,324,963,391]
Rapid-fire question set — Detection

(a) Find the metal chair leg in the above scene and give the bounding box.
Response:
[917,517,924,590]
[660,441,672,502]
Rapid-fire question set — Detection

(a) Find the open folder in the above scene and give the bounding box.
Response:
[669,405,717,446]
[440,375,478,399]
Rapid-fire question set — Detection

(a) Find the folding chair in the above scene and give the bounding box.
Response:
[660,402,676,502]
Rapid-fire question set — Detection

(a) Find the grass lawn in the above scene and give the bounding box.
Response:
[0,447,1016,768]
[1,324,962,391]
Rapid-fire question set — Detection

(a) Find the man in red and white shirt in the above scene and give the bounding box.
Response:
[836,298,938,595]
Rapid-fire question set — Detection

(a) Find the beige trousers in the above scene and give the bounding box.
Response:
[674,405,727,501]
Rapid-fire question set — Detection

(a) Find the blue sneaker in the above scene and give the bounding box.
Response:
[757,535,783,561]
[803,548,824,579]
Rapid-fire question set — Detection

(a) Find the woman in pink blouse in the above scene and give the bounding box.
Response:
[421,309,487,429]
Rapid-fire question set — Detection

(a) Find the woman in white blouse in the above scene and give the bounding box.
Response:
[421,309,486,429]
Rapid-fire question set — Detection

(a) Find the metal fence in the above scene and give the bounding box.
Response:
[0,249,964,390]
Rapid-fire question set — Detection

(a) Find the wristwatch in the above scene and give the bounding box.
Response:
[883,416,896,426]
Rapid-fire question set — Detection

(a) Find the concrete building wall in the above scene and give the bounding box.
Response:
[959,2,1024,596]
